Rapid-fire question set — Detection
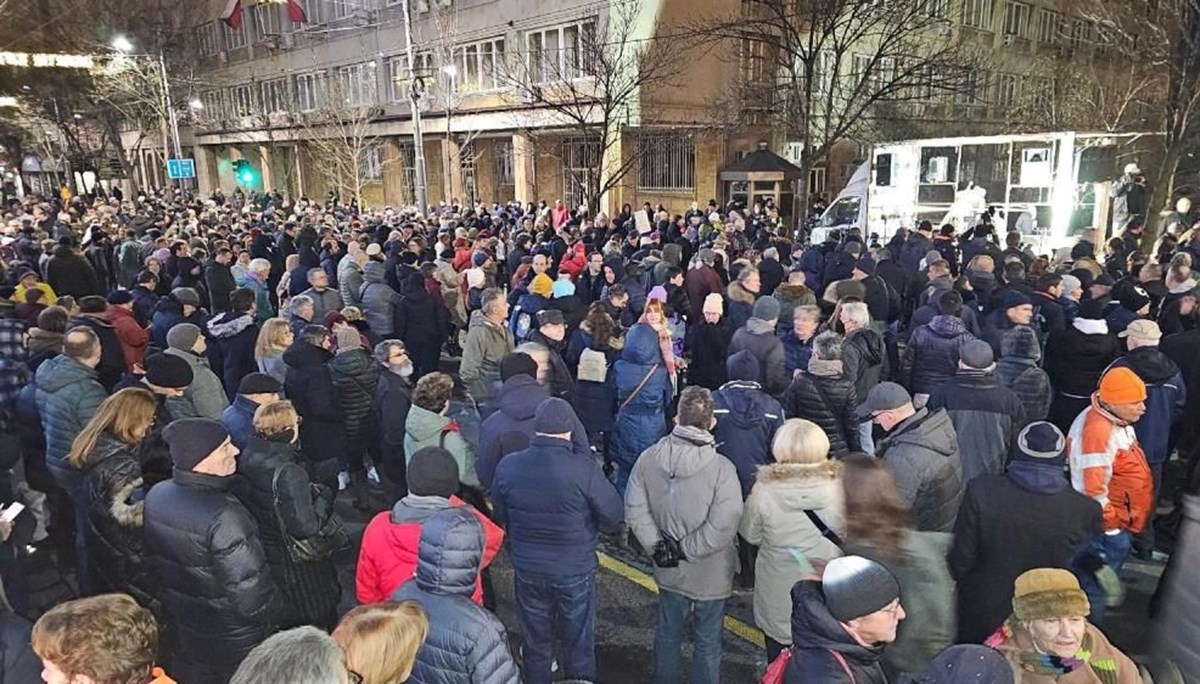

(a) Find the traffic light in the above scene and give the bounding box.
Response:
[233,159,257,186]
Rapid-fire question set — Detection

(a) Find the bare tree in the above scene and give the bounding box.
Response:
[1004,54,1160,135]
[299,76,388,205]
[694,0,983,212]
[500,1,686,213]
[1068,0,1200,236]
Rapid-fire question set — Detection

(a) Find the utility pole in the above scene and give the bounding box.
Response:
[400,0,429,215]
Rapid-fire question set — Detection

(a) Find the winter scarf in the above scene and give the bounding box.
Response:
[985,618,1119,684]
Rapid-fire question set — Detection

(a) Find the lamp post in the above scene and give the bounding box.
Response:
[399,0,429,215]
[112,35,184,186]
[441,63,457,206]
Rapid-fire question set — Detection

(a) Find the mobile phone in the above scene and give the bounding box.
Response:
[0,502,24,524]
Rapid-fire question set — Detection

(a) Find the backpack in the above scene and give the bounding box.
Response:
[578,347,608,383]
[510,305,533,341]
[119,239,142,271]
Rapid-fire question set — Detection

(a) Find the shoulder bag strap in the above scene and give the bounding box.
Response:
[804,509,844,549]
[828,649,856,684]
[619,363,660,413]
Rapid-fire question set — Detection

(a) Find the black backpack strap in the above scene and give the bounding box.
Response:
[804,509,844,549]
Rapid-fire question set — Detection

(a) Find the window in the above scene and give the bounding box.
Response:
[917,0,949,18]
[494,141,514,186]
[740,38,769,84]
[562,137,600,209]
[198,23,221,56]
[526,19,595,84]
[389,53,433,102]
[996,73,1023,107]
[360,145,382,181]
[962,0,994,30]
[296,71,326,111]
[199,90,227,121]
[1069,19,1092,50]
[637,132,695,192]
[397,142,417,203]
[851,54,872,87]
[252,2,283,41]
[224,19,247,50]
[454,38,505,92]
[1003,1,1030,37]
[295,0,324,24]
[814,50,836,95]
[333,0,368,20]
[261,78,291,113]
[809,167,826,195]
[230,84,255,116]
[1037,9,1057,42]
[339,62,378,107]
[955,70,989,105]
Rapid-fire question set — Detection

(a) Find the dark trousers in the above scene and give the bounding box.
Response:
[49,467,90,595]
[654,589,724,684]
[765,636,788,665]
[514,570,597,684]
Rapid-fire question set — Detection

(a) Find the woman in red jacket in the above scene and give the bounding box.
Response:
[356,446,504,605]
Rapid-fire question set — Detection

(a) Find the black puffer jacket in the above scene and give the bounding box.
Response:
[1044,319,1118,431]
[843,327,889,402]
[902,315,975,396]
[80,432,157,611]
[143,469,278,683]
[236,434,340,630]
[996,326,1052,424]
[878,408,963,532]
[784,580,888,684]
[784,362,860,456]
[283,341,346,479]
[329,347,381,457]
[69,314,125,392]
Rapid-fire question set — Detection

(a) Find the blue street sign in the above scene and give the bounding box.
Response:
[166,158,196,180]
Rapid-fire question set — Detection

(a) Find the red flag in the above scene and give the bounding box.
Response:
[285,0,307,23]
[220,0,244,29]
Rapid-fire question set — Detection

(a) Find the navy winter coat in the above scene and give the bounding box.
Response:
[206,312,258,400]
[902,315,976,396]
[220,395,258,450]
[393,508,520,684]
[283,341,346,477]
[785,581,888,683]
[1111,347,1186,463]
[712,381,785,497]
[610,325,672,481]
[493,435,624,577]
[476,375,589,489]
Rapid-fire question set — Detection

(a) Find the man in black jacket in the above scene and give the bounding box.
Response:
[373,339,415,495]
[283,325,346,489]
[143,418,277,683]
[204,247,238,314]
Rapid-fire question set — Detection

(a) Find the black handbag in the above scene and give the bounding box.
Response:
[270,463,348,563]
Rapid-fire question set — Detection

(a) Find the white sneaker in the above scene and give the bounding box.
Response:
[337,471,350,491]
[367,466,380,484]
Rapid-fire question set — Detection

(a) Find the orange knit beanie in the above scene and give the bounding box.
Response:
[1098,367,1147,405]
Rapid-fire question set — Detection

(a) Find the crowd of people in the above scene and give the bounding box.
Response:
[0,186,1198,683]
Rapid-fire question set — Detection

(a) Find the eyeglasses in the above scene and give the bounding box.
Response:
[346,668,363,684]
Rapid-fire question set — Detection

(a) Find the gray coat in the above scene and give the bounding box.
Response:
[337,256,365,308]
[729,318,790,397]
[300,287,344,323]
[359,262,400,338]
[625,425,744,601]
[163,348,230,420]
[393,507,520,684]
[877,408,963,532]
[1155,494,1200,682]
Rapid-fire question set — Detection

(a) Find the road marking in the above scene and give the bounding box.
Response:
[597,551,766,650]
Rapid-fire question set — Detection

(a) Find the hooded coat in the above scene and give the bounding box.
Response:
[79,432,157,611]
[359,261,400,338]
[950,463,1102,643]
[282,341,346,479]
[772,283,817,337]
[877,407,963,532]
[404,405,480,489]
[1110,346,1186,464]
[475,375,589,489]
[739,460,844,645]
[236,435,341,629]
[784,581,888,684]
[927,370,1024,483]
[106,306,149,370]
[46,245,100,298]
[34,354,108,486]
[206,312,259,400]
[902,315,976,396]
[625,424,744,600]
[785,359,860,456]
[609,325,673,491]
[329,347,381,459]
[143,469,278,683]
[338,256,365,308]
[150,296,209,351]
[163,347,229,421]
[729,318,790,397]
[393,508,521,684]
[995,327,1052,424]
[725,280,758,331]
[843,327,889,405]
[1045,318,1118,432]
[712,378,786,497]
[460,310,515,408]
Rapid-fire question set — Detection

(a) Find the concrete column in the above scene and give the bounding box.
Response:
[258,144,274,191]
[195,145,217,195]
[512,131,535,205]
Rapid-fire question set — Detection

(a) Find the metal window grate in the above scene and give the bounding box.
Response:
[494,141,514,187]
[637,133,695,192]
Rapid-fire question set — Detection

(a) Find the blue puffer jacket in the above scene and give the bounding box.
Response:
[393,507,520,684]
[609,325,672,493]
[1110,347,1186,463]
[220,394,258,450]
[492,435,624,577]
[475,375,589,490]
[712,381,785,497]
[34,355,107,485]
[902,315,976,396]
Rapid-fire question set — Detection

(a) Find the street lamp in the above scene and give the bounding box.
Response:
[111,35,134,54]
[110,34,185,183]
[188,98,203,110]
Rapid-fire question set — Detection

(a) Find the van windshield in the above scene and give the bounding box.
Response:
[819,196,861,227]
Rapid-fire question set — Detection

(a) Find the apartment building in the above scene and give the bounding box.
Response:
[126,0,1110,218]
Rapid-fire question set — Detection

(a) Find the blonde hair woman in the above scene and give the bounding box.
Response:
[68,388,160,607]
[255,318,294,385]
[738,419,843,663]
[333,602,429,684]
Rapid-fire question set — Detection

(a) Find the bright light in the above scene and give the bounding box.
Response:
[72,113,83,120]
[111,36,134,53]
[441,64,458,77]
[0,97,16,107]
[188,98,203,110]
